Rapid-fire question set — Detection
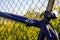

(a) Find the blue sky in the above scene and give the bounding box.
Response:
[0,0,60,16]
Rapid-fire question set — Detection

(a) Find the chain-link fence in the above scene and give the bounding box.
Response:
[0,0,49,16]
[0,0,60,16]
[0,0,60,15]
[0,0,60,40]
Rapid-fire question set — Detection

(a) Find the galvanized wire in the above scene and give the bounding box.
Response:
[0,0,49,16]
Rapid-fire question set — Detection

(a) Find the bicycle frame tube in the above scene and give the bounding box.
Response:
[0,12,42,27]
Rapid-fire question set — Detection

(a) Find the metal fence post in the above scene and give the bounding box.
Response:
[46,0,55,12]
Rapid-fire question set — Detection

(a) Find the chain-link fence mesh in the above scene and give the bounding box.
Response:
[0,0,60,40]
[0,0,49,16]
[0,0,60,15]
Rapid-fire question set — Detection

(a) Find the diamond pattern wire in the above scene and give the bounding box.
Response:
[0,0,59,17]
[0,0,49,16]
